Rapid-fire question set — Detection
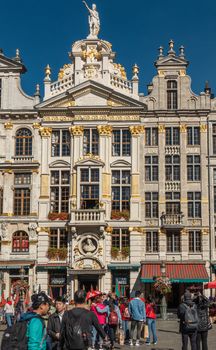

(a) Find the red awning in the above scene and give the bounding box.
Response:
[141,263,209,283]
[204,281,216,289]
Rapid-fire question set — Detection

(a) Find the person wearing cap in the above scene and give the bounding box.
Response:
[47,296,66,350]
[20,292,50,350]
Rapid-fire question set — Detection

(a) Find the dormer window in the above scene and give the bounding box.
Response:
[167,80,178,110]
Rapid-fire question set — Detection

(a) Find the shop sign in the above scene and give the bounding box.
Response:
[116,277,128,285]
[50,277,66,285]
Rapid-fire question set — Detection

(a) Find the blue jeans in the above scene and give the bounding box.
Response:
[5,313,13,327]
[122,320,130,340]
[146,318,157,343]
[92,324,105,347]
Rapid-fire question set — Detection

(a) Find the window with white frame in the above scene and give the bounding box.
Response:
[165,192,181,214]
[187,192,201,218]
[49,228,67,249]
[187,155,201,181]
[189,230,202,252]
[145,156,158,181]
[14,173,31,216]
[51,130,70,157]
[167,80,178,110]
[50,170,70,213]
[146,231,159,252]
[83,129,99,155]
[145,192,158,218]
[187,127,200,146]
[165,127,180,145]
[167,232,181,252]
[112,228,130,250]
[15,128,32,156]
[80,168,99,209]
[165,155,180,181]
[112,130,131,156]
[145,128,158,146]
[111,170,130,212]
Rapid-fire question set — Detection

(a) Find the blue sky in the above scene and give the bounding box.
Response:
[1,0,216,97]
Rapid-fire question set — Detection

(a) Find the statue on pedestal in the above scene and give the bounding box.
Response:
[83,1,100,38]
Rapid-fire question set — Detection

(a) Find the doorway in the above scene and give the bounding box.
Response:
[78,275,99,291]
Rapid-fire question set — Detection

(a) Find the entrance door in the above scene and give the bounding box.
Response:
[78,275,99,292]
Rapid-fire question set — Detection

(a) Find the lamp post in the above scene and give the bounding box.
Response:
[0,271,4,300]
[160,261,168,320]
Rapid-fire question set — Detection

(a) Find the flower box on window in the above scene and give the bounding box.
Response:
[111,247,120,259]
[111,210,130,220]
[47,247,67,261]
[48,212,69,221]
[121,246,130,258]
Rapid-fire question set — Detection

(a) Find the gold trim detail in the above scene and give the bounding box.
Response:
[70,126,84,136]
[158,70,165,77]
[97,125,113,136]
[39,127,52,137]
[180,124,187,133]
[129,126,145,135]
[180,70,186,76]
[202,228,209,235]
[200,124,207,133]
[32,123,41,129]
[158,124,165,133]
[4,122,13,129]
[180,229,188,235]
[2,169,13,174]
[129,227,145,233]
[105,226,113,233]
[37,227,50,233]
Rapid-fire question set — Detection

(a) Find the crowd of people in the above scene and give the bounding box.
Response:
[0,288,213,350]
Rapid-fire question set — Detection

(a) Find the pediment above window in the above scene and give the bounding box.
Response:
[75,156,104,167]
[110,160,131,168]
[49,160,71,168]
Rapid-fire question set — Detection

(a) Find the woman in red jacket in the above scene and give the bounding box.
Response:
[119,298,130,342]
[145,296,158,345]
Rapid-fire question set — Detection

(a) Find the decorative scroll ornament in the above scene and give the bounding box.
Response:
[70,126,84,136]
[39,127,52,137]
[4,122,13,129]
[129,126,145,135]
[97,125,112,136]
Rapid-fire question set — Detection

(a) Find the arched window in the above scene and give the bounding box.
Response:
[15,128,32,156]
[167,80,178,110]
[12,231,29,253]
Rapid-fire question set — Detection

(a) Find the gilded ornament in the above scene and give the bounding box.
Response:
[45,64,51,77]
[2,169,13,175]
[129,126,145,135]
[70,126,84,136]
[158,70,165,77]
[158,228,166,235]
[105,226,113,233]
[202,228,209,235]
[39,127,52,137]
[180,124,187,133]
[97,125,112,136]
[200,124,207,133]
[37,227,50,233]
[58,68,64,80]
[180,70,186,76]
[158,124,165,133]
[180,228,188,235]
[32,123,40,129]
[4,122,13,129]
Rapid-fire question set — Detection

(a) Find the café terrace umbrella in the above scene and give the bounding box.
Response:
[204,281,216,289]
[86,290,102,301]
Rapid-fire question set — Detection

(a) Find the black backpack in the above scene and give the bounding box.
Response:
[63,309,89,349]
[183,303,199,332]
[1,315,45,350]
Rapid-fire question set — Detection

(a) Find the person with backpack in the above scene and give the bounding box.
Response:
[47,296,66,350]
[145,295,158,346]
[96,300,122,350]
[1,291,50,350]
[128,290,146,347]
[193,292,211,350]
[4,298,14,327]
[90,295,108,350]
[177,290,198,350]
[59,290,107,350]
[119,298,130,342]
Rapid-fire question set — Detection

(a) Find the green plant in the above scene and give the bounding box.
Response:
[121,246,130,258]
[111,247,119,258]
[47,247,58,260]
[58,247,68,260]
[111,210,130,220]
[48,212,69,221]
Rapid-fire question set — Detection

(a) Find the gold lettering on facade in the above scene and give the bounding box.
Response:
[97,125,112,136]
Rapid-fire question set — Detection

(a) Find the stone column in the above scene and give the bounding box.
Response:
[181,229,189,260]
[97,125,112,219]
[129,126,144,221]
[159,228,166,260]
[37,227,50,264]
[180,124,187,223]
[200,124,209,227]
[31,169,39,215]
[38,127,52,220]
[2,170,13,215]
[158,125,166,217]
[4,122,13,161]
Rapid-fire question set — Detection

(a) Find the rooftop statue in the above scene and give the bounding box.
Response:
[83,1,100,38]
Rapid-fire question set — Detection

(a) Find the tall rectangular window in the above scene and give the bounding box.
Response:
[165,192,180,214]
[112,229,130,250]
[145,192,158,218]
[145,128,158,146]
[112,130,131,156]
[14,173,31,216]
[50,228,67,249]
[165,155,180,181]
[189,230,202,252]
[146,231,159,252]
[112,170,130,212]
[80,168,99,209]
[50,170,70,213]
[165,127,180,145]
[0,188,3,215]
[145,156,158,181]
[187,192,201,218]
[187,155,201,181]
[187,127,200,146]
[51,130,70,157]
[213,124,216,154]
[167,233,181,252]
[83,129,99,155]
[167,80,178,109]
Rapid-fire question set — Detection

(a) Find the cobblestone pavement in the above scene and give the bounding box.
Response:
[0,320,215,349]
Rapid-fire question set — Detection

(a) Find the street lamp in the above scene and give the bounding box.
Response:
[160,261,168,320]
[0,271,4,298]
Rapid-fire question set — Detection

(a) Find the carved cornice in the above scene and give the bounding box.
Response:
[69,126,84,136]
[97,125,112,136]
[4,122,13,130]
[129,126,145,136]
[39,127,52,137]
